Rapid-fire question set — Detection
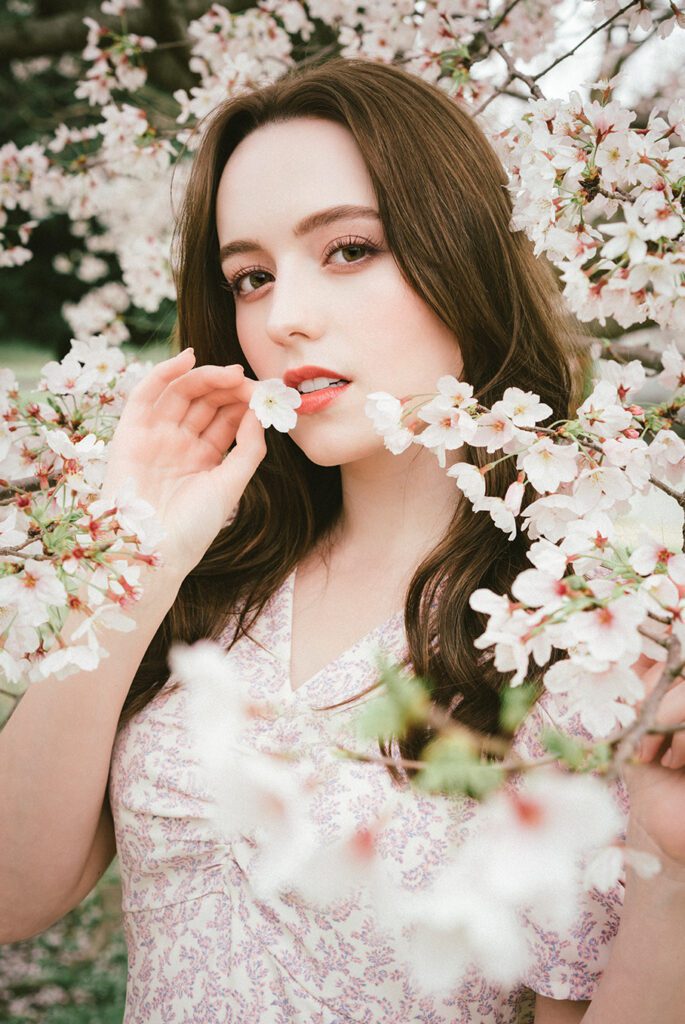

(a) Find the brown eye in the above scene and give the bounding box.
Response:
[324,236,382,266]
[340,245,366,262]
[230,268,273,297]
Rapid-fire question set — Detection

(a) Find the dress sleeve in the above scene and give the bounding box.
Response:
[509,690,629,1001]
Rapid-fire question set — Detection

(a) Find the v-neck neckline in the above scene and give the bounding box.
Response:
[284,566,405,696]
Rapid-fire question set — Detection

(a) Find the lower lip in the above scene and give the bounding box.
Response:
[296,382,351,416]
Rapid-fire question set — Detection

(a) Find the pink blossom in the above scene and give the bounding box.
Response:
[471,411,515,453]
[519,437,580,493]
[570,594,645,662]
[576,382,633,439]
[492,387,552,428]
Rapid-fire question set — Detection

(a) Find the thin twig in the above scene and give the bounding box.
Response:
[602,342,663,371]
[608,637,684,781]
[490,0,526,32]
[471,76,513,118]
[597,184,636,204]
[482,29,544,99]
[531,0,641,83]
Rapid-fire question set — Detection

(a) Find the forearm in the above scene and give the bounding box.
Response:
[582,827,685,1024]
[0,566,183,931]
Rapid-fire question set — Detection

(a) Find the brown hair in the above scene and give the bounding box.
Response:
[118,57,585,756]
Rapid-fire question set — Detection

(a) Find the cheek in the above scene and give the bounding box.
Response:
[365,275,461,373]
[234,310,265,374]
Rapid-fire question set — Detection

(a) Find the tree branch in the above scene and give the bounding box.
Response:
[532,0,641,84]
[482,29,544,100]
[608,636,684,781]
[0,0,248,62]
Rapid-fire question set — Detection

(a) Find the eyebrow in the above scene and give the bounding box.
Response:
[218,204,381,263]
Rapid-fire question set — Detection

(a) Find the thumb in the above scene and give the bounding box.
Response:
[212,406,268,516]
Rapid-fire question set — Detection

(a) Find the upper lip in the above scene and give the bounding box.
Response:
[283,365,350,389]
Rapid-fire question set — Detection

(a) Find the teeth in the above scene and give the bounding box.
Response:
[297,376,347,394]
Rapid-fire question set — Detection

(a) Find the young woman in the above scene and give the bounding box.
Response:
[1,58,683,1023]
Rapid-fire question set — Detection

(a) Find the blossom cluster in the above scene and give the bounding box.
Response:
[240,355,685,747]
[171,638,631,991]
[2,0,684,341]
[359,353,685,741]
[173,3,297,145]
[501,91,685,329]
[75,15,156,106]
[0,338,162,686]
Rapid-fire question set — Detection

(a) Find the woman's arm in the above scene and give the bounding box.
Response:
[534,858,685,1023]
[535,996,588,1023]
[577,836,685,1024]
[536,671,685,1023]
[0,567,183,943]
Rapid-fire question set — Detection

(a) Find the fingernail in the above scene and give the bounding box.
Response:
[661,748,674,768]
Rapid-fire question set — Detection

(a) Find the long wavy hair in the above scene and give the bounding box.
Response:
[118,58,585,759]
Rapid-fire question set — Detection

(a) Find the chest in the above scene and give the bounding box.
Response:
[288,560,407,691]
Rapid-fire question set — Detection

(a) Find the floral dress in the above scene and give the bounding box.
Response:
[109,567,627,1023]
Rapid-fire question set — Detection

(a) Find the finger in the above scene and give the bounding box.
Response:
[153,364,248,423]
[209,406,267,517]
[661,728,685,770]
[636,680,685,765]
[182,388,247,437]
[127,348,197,408]
[198,404,244,455]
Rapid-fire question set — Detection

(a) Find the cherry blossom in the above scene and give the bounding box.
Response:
[0,559,68,627]
[365,391,415,453]
[576,381,635,439]
[543,658,645,737]
[519,437,580,493]
[249,378,301,431]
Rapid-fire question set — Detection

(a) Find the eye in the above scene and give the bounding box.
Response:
[226,266,273,298]
[224,234,382,300]
[323,235,382,265]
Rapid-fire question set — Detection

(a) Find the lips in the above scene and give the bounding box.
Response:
[283,365,350,389]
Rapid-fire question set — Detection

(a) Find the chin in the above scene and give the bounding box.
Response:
[290,427,383,468]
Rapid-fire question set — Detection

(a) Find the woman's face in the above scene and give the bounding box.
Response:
[215,116,462,467]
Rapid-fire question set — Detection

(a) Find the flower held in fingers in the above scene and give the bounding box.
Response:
[250,378,301,432]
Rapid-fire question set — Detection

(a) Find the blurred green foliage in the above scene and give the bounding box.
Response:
[0,859,127,1023]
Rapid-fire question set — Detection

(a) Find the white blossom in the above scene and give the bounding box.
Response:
[249,378,300,431]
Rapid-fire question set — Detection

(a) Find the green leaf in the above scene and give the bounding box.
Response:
[541,728,585,769]
[355,654,431,741]
[415,733,504,799]
[584,742,612,772]
[499,682,538,734]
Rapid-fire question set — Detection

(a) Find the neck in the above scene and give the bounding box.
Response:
[332,444,462,569]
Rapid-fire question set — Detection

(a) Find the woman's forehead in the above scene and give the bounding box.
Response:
[215,117,377,239]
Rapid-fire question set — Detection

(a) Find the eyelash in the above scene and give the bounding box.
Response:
[224,235,383,298]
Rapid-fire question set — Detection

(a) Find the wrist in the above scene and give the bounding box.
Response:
[134,560,187,608]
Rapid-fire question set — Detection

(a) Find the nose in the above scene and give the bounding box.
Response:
[264,260,325,346]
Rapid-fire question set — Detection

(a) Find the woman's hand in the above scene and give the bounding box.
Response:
[623,649,685,875]
[101,348,267,580]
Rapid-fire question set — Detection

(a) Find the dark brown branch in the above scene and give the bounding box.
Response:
[0,476,58,501]
[482,29,544,100]
[602,342,663,370]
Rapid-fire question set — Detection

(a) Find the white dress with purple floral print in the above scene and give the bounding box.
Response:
[109,567,627,1023]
